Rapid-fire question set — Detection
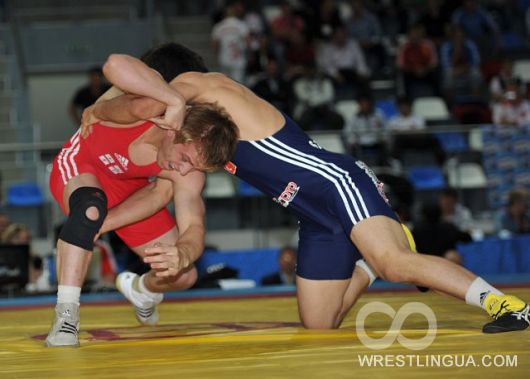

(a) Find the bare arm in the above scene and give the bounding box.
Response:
[144,170,206,276]
[100,178,173,234]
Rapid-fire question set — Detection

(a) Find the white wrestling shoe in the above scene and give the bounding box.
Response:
[45,303,80,347]
[116,272,163,326]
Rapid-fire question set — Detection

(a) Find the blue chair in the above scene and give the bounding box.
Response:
[434,132,468,152]
[7,182,44,206]
[375,99,398,120]
[408,166,446,190]
[238,180,264,197]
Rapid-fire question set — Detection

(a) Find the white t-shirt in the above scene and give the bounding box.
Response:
[317,39,369,77]
[212,17,249,69]
[492,100,530,126]
[388,114,426,131]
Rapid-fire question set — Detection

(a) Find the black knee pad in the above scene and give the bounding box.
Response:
[59,187,108,251]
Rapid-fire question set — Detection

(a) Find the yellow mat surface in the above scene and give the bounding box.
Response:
[1,288,529,378]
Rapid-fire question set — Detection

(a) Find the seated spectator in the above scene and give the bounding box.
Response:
[451,0,500,57]
[418,0,451,45]
[309,0,342,41]
[345,0,387,75]
[496,188,530,235]
[343,94,388,164]
[489,58,525,103]
[439,187,474,233]
[316,25,370,97]
[212,0,249,83]
[388,97,426,131]
[389,97,445,165]
[285,31,316,79]
[376,0,409,42]
[69,67,110,125]
[261,246,297,286]
[292,65,344,131]
[1,223,51,292]
[413,202,472,265]
[251,56,292,113]
[269,0,306,67]
[1,223,31,244]
[396,24,439,99]
[0,213,10,237]
[492,78,530,126]
[244,8,269,78]
[440,25,482,98]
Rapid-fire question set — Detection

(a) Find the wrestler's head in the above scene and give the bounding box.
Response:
[141,42,208,82]
[158,102,239,175]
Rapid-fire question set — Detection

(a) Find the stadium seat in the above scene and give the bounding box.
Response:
[408,166,446,190]
[434,132,468,152]
[335,100,359,124]
[447,162,487,189]
[307,131,345,154]
[7,182,44,206]
[204,172,235,198]
[513,59,530,82]
[238,179,264,197]
[375,99,398,120]
[468,128,483,151]
[412,97,450,123]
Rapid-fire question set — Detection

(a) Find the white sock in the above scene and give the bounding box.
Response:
[355,259,377,287]
[136,274,161,299]
[57,285,81,305]
[465,277,504,309]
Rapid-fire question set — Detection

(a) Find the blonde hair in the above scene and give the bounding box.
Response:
[1,223,30,243]
[176,102,239,171]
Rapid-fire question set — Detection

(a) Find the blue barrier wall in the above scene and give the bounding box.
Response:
[196,248,281,284]
[458,235,530,275]
[196,235,530,284]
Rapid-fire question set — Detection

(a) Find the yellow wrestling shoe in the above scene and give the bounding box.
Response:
[482,294,530,333]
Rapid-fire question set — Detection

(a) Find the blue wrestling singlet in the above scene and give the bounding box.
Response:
[226,114,399,280]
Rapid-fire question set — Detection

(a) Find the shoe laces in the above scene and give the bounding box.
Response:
[511,305,530,324]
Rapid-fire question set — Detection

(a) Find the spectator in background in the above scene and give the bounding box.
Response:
[261,246,297,286]
[0,213,10,237]
[244,7,269,79]
[69,67,110,125]
[377,0,409,42]
[388,97,425,131]
[343,93,387,164]
[413,202,472,265]
[285,30,315,79]
[212,0,250,83]
[269,0,306,67]
[1,223,51,292]
[309,0,342,41]
[492,78,530,126]
[345,0,386,75]
[440,25,482,98]
[418,0,451,45]
[1,223,31,244]
[451,0,500,57]
[388,97,445,166]
[251,56,292,113]
[293,64,343,130]
[439,187,474,233]
[489,58,525,103]
[397,23,439,99]
[317,25,370,97]
[496,188,530,235]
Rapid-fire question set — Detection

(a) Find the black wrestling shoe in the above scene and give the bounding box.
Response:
[482,296,530,333]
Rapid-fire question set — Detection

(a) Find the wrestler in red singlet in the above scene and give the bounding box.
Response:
[49,121,175,247]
